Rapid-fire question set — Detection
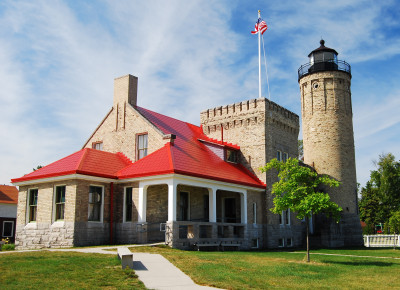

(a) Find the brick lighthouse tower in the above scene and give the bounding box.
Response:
[298,40,363,246]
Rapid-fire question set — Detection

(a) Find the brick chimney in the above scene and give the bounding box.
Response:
[113,74,138,108]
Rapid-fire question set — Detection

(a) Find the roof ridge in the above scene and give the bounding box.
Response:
[116,152,133,165]
[77,148,89,171]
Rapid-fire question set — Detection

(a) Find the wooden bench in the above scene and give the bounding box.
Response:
[117,247,133,269]
[193,241,220,251]
[220,241,241,251]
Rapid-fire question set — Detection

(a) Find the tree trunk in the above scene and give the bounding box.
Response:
[306,216,310,262]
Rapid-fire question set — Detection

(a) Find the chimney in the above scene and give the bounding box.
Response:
[113,74,138,108]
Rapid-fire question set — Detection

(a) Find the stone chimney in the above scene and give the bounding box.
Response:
[113,74,138,108]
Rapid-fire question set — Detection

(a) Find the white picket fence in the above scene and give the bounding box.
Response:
[364,235,400,248]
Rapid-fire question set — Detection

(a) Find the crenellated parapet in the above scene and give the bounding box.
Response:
[200,98,299,137]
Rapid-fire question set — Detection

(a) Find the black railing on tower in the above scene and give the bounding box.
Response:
[298,60,351,80]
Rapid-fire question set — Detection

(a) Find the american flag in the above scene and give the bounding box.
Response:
[251,18,268,35]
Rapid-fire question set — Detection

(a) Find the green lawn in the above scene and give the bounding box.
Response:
[0,251,146,289]
[1,247,399,289]
[129,246,400,289]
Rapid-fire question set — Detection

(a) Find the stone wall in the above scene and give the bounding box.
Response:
[15,180,77,249]
[299,70,363,246]
[200,97,302,248]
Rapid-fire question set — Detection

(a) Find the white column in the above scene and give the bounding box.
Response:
[138,185,147,222]
[240,191,247,224]
[168,180,177,222]
[208,187,217,222]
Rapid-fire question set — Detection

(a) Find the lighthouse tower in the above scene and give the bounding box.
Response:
[298,40,363,247]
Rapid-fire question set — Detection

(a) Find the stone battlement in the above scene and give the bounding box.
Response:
[200,97,299,122]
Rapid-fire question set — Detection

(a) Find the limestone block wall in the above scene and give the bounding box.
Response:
[200,97,301,248]
[15,181,77,249]
[299,71,357,213]
[200,98,299,184]
[83,104,166,162]
[73,180,112,246]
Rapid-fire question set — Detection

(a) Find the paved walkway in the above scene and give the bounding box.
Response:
[2,244,222,290]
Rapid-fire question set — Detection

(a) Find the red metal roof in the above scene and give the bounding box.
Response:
[0,185,18,204]
[11,149,133,183]
[12,107,265,189]
[119,107,265,188]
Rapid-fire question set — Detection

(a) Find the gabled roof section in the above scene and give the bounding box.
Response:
[12,148,133,183]
[120,107,265,189]
[0,185,18,204]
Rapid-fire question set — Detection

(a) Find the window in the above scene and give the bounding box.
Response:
[92,142,103,150]
[2,221,14,237]
[253,203,257,224]
[279,209,290,225]
[285,209,290,225]
[226,149,238,163]
[287,238,293,247]
[278,238,284,247]
[28,189,38,222]
[137,134,148,160]
[283,152,289,162]
[277,150,282,161]
[251,238,259,248]
[54,186,66,221]
[88,186,103,222]
[124,187,133,222]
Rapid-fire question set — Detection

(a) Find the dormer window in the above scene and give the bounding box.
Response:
[226,149,238,163]
[92,142,103,150]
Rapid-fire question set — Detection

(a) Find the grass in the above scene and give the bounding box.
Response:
[0,251,146,289]
[129,246,400,289]
[1,246,399,289]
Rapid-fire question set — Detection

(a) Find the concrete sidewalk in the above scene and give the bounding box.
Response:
[133,252,221,290]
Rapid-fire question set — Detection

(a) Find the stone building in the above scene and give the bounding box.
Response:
[12,40,362,250]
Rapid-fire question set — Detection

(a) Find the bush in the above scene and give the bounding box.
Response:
[2,244,15,251]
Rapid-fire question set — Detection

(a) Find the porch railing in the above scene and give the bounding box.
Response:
[364,235,400,248]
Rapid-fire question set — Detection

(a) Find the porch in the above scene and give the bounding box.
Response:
[132,174,263,249]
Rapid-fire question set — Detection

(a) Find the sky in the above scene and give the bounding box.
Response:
[1,0,399,189]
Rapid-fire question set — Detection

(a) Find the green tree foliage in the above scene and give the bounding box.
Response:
[359,153,400,233]
[261,157,342,262]
[388,211,400,234]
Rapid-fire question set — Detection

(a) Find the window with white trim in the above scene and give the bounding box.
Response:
[88,186,104,222]
[279,209,290,225]
[124,187,133,222]
[54,186,66,221]
[137,134,148,160]
[2,221,14,237]
[28,189,38,222]
[92,142,103,150]
[287,238,293,247]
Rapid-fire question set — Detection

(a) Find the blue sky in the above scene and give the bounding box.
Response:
[1,0,399,190]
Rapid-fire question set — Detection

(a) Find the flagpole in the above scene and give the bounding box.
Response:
[258,10,262,99]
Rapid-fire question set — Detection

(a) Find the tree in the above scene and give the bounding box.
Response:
[388,211,400,234]
[261,158,342,262]
[33,165,43,171]
[359,181,383,234]
[359,153,400,232]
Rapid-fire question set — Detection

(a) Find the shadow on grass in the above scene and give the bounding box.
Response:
[322,260,395,267]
